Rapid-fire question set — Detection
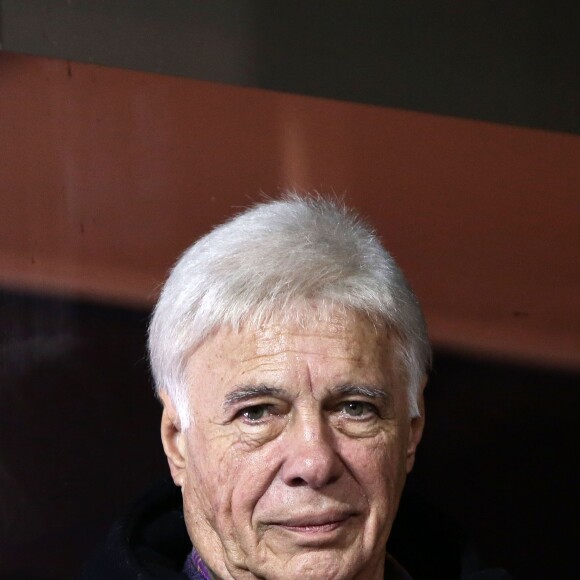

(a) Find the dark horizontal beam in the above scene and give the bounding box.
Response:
[1,0,579,134]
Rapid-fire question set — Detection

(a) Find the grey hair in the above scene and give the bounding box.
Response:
[148,194,431,429]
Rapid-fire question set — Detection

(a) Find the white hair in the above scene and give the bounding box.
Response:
[148,194,431,429]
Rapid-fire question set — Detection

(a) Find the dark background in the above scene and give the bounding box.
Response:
[1,289,578,579]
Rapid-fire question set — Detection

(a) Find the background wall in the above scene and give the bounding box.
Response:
[1,2,579,579]
[1,52,579,370]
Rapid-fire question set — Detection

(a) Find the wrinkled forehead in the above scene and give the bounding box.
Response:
[183,305,402,392]
[249,309,386,357]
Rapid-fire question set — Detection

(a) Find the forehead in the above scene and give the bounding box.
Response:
[250,309,381,356]
[184,308,397,394]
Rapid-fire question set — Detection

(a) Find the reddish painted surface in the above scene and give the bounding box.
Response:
[1,52,579,368]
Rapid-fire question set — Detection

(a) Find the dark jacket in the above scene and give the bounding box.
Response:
[78,478,510,579]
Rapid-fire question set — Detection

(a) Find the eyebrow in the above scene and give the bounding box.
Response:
[223,385,288,409]
[333,384,390,400]
[222,383,391,411]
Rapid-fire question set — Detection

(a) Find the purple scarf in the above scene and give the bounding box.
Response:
[183,547,213,580]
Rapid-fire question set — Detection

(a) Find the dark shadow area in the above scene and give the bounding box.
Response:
[0,290,165,579]
[1,288,578,578]
[408,352,580,579]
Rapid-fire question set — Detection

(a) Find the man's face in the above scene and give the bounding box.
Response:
[161,308,425,580]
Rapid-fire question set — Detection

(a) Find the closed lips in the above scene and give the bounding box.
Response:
[270,511,358,527]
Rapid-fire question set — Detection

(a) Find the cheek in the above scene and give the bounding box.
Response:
[228,445,283,515]
[186,431,279,526]
[182,432,240,521]
[341,435,407,506]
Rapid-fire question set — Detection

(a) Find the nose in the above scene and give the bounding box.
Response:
[279,413,343,489]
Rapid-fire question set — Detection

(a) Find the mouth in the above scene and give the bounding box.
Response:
[271,512,357,534]
[279,520,346,533]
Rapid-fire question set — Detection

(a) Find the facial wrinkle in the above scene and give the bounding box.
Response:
[177,307,416,580]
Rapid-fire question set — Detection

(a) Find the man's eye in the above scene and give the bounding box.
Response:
[240,405,271,422]
[340,401,377,418]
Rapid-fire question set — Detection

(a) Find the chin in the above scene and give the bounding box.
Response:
[252,549,367,580]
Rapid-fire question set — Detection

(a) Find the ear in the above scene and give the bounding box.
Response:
[406,375,427,473]
[159,390,187,487]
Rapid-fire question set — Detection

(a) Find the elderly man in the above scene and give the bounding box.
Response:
[82,196,508,579]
